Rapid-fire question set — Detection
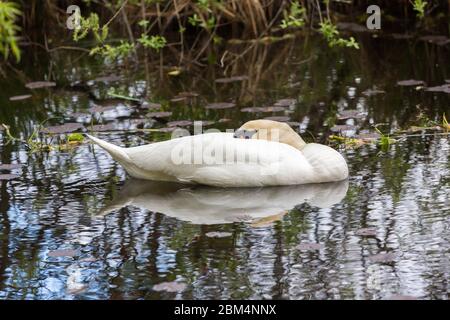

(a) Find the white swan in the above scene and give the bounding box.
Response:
[99,179,349,224]
[87,119,348,187]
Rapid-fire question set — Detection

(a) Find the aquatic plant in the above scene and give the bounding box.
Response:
[0,1,21,62]
[411,0,427,19]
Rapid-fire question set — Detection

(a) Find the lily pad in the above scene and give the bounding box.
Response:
[9,94,32,101]
[0,163,21,170]
[153,281,187,292]
[330,124,357,132]
[241,107,264,113]
[167,120,192,127]
[419,35,450,45]
[218,118,231,123]
[141,102,162,110]
[205,102,236,110]
[362,88,385,97]
[90,123,117,132]
[42,123,84,134]
[215,76,249,83]
[425,84,450,93]
[397,79,425,87]
[355,228,377,237]
[176,91,199,97]
[368,252,396,263]
[205,231,232,238]
[170,96,188,102]
[274,98,296,107]
[296,243,323,251]
[89,105,117,113]
[264,116,290,122]
[48,249,78,257]
[355,132,381,141]
[25,81,56,89]
[0,174,19,180]
[147,111,173,118]
[337,110,366,120]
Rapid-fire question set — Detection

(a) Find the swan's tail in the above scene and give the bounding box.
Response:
[85,134,131,164]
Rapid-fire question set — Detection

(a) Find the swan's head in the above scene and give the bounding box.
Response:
[235,119,306,150]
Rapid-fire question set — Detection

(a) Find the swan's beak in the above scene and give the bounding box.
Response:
[233,129,257,139]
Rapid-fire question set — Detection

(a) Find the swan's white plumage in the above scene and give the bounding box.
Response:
[87,132,348,187]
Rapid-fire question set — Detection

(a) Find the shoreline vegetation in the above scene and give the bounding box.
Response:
[0,0,449,66]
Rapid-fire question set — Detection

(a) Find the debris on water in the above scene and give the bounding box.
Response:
[205,231,232,238]
[337,110,366,119]
[296,243,323,251]
[205,102,236,109]
[25,81,56,89]
[264,116,290,122]
[425,84,450,93]
[0,174,19,180]
[9,94,32,101]
[215,76,249,83]
[368,252,396,263]
[48,249,78,257]
[397,79,425,87]
[42,123,84,134]
[153,281,187,292]
[147,111,173,118]
[0,163,21,170]
[355,228,377,237]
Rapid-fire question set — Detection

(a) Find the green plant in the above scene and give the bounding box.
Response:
[89,41,135,60]
[280,1,305,29]
[319,20,359,49]
[374,126,396,150]
[138,34,167,51]
[411,0,427,19]
[0,1,21,62]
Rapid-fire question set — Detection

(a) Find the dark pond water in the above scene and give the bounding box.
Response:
[0,33,449,299]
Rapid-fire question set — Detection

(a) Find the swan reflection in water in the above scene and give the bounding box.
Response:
[99,179,349,225]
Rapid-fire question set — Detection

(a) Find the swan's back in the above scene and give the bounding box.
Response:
[118,132,346,187]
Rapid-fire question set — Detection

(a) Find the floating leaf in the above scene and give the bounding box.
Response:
[205,102,236,109]
[425,84,450,93]
[153,281,186,292]
[205,231,232,238]
[385,295,417,300]
[89,105,117,113]
[337,22,369,32]
[170,96,188,103]
[177,91,199,97]
[25,81,56,89]
[0,174,19,180]
[355,228,377,237]
[167,120,192,127]
[218,118,231,123]
[355,132,381,141]
[337,110,366,120]
[330,124,357,132]
[48,249,78,257]
[264,116,290,122]
[90,123,117,132]
[419,35,450,45]
[0,163,21,170]
[368,252,396,263]
[42,123,84,134]
[397,79,425,87]
[141,102,162,110]
[362,88,385,97]
[273,98,296,107]
[147,111,173,118]
[215,76,249,83]
[296,243,323,251]
[9,94,32,101]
